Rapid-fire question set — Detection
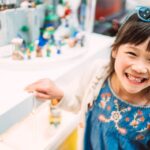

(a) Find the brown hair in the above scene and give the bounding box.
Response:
[106,13,150,78]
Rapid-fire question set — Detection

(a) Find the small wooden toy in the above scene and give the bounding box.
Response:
[26,48,31,59]
[49,99,61,127]
[12,50,24,60]
[11,38,24,60]
[36,46,43,57]
[46,45,51,57]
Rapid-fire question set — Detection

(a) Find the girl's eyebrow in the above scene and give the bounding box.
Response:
[128,46,141,51]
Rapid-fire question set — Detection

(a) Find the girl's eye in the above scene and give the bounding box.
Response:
[127,52,137,56]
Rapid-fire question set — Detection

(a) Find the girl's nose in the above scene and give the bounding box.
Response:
[131,65,147,74]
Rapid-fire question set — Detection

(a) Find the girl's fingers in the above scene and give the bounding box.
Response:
[25,84,46,93]
[35,86,48,93]
[35,92,50,100]
[25,83,38,92]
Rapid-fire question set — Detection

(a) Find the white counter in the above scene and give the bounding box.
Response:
[0,33,114,149]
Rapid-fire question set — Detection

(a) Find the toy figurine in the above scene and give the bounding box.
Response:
[62,1,71,19]
[57,49,61,54]
[46,45,51,57]
[26,48,31,59]
[36,45,43,57]
[37,26,56,57]
[56,40,62,54]
[20,25,30,45]
[68,0,81,29]
[76,31,85,47]
[20,0,36,8]
[12,50,24,60]
[45,5,59,29]
[11,38,24,60]
[57,0,71,20]
[49,107,61,127]
[26,42,35,59]
[66,38,77,48]
[49,99,61,127]
[55,23,71,40]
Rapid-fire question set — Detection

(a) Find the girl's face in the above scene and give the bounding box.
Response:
[112,39,150,96]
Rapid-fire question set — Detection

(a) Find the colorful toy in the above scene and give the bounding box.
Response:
[49,107,61,127]
[49,99,61,127]
[26,43,35,59]
[8,2,86,61]
[36,4,59,57]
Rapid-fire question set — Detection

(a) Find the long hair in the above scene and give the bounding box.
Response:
[106,13,150,79]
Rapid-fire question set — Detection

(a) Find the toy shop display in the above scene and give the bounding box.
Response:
[5,0,86,61]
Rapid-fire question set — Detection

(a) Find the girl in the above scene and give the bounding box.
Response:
[26,6,150,150]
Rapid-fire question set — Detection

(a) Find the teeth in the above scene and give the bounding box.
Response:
[127,74,143,83]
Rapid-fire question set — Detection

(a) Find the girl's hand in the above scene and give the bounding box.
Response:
[25,78,64,101]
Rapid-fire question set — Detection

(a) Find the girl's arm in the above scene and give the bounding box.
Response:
[25,59,109,113]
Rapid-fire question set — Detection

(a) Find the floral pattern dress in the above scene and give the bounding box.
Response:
[84,79,150,150]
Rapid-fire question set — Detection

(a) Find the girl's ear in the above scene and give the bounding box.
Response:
[112,49,117,58]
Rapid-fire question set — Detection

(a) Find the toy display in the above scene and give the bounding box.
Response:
[8,1,86,61]
[0,0,88,74]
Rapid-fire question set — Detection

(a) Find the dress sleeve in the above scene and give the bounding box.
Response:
[55,59,109,113]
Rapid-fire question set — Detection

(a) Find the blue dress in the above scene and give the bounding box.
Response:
[84,79,150,150]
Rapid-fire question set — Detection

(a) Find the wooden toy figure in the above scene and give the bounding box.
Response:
[57,49,61,54]
[25,42,35,59]
[56,40,62,54]
[12,50,24,60]
[67,38,77,48]
[49,99,61,127]
[36,46,43,57]
[11,38,24,60]
[76,31,85,47]
[26,48,31,59]
[46,45,51,57]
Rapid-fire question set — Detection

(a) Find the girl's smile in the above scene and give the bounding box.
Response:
[125,72,148,85]
[124,65,149,86]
